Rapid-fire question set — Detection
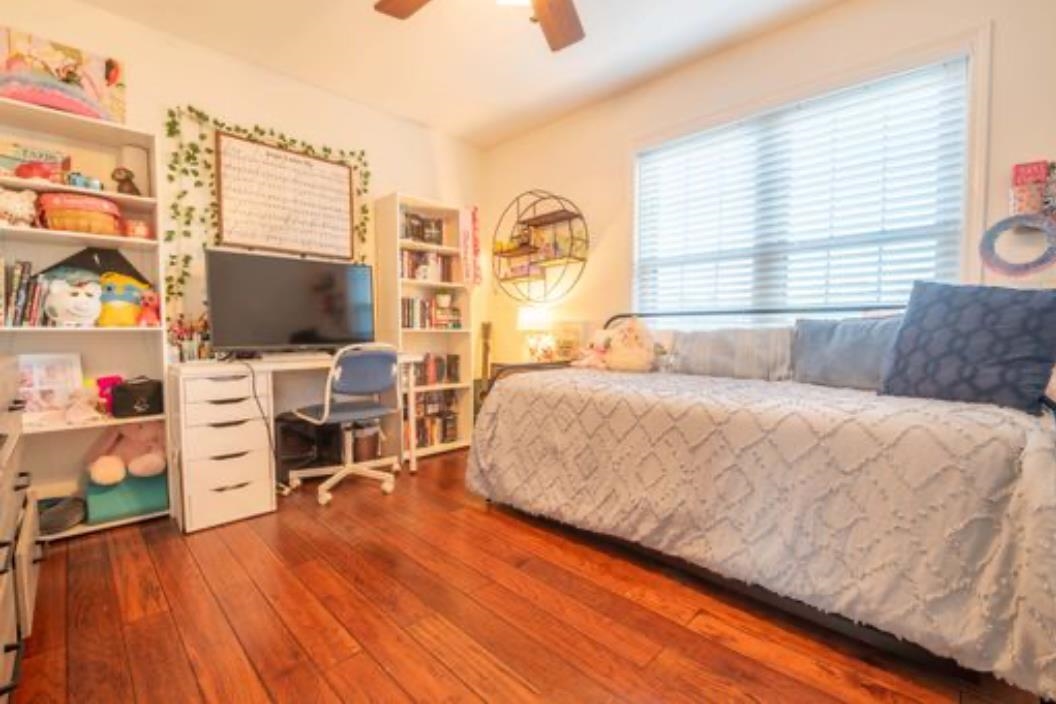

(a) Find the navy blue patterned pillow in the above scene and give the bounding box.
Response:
[880,281,1056,414]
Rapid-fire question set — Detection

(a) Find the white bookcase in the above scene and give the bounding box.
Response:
[374,193,474,457]
[0,97,167,540]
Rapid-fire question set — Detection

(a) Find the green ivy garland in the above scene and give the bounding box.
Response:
[162,104,372,304]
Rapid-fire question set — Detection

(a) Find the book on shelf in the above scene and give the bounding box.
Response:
[400,296,462,330]
[3,261,51,327]
[400,250,454,282]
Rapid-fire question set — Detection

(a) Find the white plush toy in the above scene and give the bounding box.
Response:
[572,318,656,372]
[605,317,656,372]
[0,188,36,227]
[44,279,103,328]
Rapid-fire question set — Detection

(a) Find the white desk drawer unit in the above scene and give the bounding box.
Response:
[169,365,276,533]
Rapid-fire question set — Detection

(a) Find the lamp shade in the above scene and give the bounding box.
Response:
[516,306,552,332]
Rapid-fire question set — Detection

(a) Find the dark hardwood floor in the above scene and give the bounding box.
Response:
[15,451,1037,703]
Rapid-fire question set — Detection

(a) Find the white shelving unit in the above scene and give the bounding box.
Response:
[375,193,474,458]
[0,97,168,541]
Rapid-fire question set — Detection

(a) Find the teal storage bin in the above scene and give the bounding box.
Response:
[86,473,169,525]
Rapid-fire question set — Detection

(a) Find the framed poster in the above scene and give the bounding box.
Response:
[216,131,354,259]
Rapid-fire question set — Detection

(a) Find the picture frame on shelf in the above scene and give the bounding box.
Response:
[17,352,83,427]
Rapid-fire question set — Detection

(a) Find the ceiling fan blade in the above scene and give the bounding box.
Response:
[531,0,585,52]
[374,0,433,19]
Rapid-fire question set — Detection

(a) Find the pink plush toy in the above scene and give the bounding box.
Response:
[85,421,166,486]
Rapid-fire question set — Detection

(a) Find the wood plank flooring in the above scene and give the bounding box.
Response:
[16,451,1038,703]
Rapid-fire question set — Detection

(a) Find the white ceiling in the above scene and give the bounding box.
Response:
[81,0,837,146]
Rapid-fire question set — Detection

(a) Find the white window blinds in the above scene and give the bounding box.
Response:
[635,57,968,318]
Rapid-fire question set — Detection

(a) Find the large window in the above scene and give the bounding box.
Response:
[635,58,968,319]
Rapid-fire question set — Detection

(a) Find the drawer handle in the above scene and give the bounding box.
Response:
[208,420,249,429]
[207,397,250,406]
[212,481,251,493]
[0,640,24,696]
[12,472,29,492]
[210,451,250,462]
[206,375,248,382]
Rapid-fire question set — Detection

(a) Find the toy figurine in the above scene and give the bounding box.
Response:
[111,167,141,196]
[137,290,161,327]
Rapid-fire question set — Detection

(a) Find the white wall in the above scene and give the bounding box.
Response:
[481,0,1056,363]
[3,0,482,314]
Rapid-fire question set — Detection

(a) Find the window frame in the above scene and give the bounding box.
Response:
[630,27,992,317]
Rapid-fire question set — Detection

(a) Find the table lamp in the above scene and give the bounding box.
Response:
[516,306,555,362]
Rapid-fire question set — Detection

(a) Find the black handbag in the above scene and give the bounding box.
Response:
[112,377,164,417]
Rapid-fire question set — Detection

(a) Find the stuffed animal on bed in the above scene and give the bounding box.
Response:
[572,318,655,372]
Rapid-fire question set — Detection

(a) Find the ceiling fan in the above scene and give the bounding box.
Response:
[374,0,585,52]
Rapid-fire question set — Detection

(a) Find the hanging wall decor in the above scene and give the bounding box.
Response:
[492,189,588,303]
[163,105,371,309]
[981,160,1056,276]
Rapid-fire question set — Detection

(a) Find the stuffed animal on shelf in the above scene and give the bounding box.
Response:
[97,272,147,327]
[111,167,141,196]
[0,187,37,227]
[43,278,103,327]
[136,290,160,327]
[85,420,166,486]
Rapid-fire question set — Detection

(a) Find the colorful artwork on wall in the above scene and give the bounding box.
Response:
[0,27,126,123]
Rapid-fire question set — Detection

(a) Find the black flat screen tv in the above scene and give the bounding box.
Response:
[206,249,374,352]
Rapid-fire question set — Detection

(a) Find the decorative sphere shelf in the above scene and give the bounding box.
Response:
[492,189,588,304]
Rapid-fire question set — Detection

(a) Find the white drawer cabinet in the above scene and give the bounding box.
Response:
[168,365,276,533]
[0,570,17,704]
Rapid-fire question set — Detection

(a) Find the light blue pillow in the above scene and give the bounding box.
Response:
[792,316,902,391]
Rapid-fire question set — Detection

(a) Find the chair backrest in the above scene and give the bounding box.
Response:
[329,344,398,397]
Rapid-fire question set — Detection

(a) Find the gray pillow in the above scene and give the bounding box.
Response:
[792,316,902,391]
[671,327,792,380]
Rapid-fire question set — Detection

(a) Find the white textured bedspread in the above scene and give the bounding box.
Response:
[467,369,1056,697]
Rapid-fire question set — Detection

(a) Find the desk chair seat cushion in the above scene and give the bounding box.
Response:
[297,400,396,424]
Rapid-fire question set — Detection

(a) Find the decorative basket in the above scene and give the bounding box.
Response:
[37,193,121,235]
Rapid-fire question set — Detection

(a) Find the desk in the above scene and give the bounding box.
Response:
[167,352,421,533]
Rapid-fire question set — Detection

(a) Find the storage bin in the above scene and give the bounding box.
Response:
[353,421,381,462]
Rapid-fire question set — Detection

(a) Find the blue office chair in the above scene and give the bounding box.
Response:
[293,344,401,505]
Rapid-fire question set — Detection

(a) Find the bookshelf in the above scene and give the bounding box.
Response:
[0,96,168,540]
[375,193,474,458]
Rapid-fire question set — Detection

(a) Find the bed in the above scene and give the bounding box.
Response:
[468,368,1056,698]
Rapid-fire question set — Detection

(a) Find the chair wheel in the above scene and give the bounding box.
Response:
[289,477,302,490]
[317,491,332,506]
[381,480,395,495]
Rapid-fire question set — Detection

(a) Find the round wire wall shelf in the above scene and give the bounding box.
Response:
[492,189,589,303]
